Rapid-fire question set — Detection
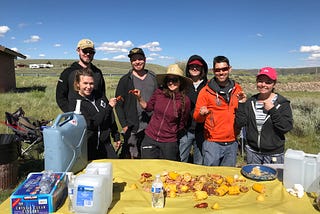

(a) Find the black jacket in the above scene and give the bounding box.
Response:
[56,62,106,112]
[115,69,157,132]
[236,93,293,154]
[185,55,208,133]
[69,92,120,141]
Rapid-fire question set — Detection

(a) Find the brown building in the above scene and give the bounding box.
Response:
[0,45,26,93]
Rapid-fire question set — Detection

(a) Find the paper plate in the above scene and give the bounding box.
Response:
[241,164,278,181]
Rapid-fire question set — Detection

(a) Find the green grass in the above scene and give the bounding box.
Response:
[0,72,319,203]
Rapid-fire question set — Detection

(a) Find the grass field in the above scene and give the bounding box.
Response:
[0,65,319,203]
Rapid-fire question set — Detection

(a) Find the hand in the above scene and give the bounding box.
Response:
[237,91,247,103]
[129,89,140,98]
[108,98,117,108]
[263,97,275,111]
[122,126,128,133]
[199,106,210,116]
[114,140,122,150]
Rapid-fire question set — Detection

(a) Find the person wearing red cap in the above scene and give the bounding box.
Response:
[179,55,208,165]
[235,67,293,164]
[193,56,244,166]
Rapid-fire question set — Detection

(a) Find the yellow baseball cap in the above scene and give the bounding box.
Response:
[77,39,95,50]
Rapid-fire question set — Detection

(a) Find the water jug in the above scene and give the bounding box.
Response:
[283,149,320,192]
[43,111,87,173]
[73,173,110,214]
[86,162,113,208]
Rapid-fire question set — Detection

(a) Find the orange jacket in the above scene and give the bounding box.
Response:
[193,79,242,142]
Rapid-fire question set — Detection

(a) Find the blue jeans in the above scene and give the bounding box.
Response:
[202,140,238,166]
[245,145,284,164]
[179,131,203,165]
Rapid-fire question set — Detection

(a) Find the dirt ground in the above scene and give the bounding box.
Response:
[241,81,320,93]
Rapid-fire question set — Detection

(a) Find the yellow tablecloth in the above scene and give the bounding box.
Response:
[1,159,318,213]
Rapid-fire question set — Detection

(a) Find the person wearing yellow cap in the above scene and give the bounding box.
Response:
[130,64,192,160]
[56,38,106,113]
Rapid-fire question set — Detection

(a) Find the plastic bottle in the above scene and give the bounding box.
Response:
[68,173,76,212]
[39,170,54,194]
[151,174,164,208]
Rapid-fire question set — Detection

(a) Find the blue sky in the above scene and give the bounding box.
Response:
[1,0,320,69]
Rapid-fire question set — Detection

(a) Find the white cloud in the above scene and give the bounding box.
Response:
[256,33,263,37]
[300,45,320,53]
[11,47,18,52]
[97,40,133,53]
[54,44,61,47]
[140,42,162,52]
[39,54,45,57]
[300,45,320,62]
[308,53,320,60]
[24,35,41,43]
[11,36,15,40]
[0,26,10,37]
[113,55,127,60]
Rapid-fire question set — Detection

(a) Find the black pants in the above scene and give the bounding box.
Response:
[141,135,178,161]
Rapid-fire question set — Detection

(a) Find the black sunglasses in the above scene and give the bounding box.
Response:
[82,49,95,55]
[214,67,229,72]
[165,77,180,83]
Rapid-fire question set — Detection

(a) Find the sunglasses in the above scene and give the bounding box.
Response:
[165,77,180,83]
[82,49,95,55]
[189,65,202,71]
[257,80,274,85]
[214,67,229,72]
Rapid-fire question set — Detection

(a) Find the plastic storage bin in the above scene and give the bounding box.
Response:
[283,149,320,192]
[43,111,87,173]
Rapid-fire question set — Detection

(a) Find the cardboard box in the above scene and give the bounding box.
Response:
[10,172,67,214]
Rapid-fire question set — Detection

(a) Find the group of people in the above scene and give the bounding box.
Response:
[55,38,293,167]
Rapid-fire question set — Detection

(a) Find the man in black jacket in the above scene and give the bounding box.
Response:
[115,48,157,159]
[56,38,106,112]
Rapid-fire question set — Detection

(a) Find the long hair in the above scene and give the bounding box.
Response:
[162,76,187,118]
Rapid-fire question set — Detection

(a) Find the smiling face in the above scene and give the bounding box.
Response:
[165,75,181,92]
[130,54,146,72]
[77,75,94,97]
[213,62,231,85]
[78,48,95,66]
[256,75,276,95]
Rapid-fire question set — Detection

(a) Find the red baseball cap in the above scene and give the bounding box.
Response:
[188,59,203,66]
[257,67,277,80]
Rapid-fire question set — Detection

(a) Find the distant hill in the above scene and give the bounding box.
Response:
[15,59,319,76]
[15,59,167,75]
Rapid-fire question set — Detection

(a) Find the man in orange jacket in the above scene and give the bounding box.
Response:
[193,56,244,166]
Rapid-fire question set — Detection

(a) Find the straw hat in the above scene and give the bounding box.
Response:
[156,64,193,87]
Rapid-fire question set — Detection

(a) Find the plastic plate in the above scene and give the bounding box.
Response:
[241,164,278,181]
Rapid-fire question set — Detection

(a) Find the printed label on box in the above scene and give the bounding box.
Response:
[76,185,94,207]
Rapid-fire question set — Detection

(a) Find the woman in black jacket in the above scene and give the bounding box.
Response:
[70,68,121,160]
[236,67,293,164]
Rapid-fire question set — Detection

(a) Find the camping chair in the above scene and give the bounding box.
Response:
[2,107,51,158]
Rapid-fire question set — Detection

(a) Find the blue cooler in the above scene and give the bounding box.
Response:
[43,111,87,173]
